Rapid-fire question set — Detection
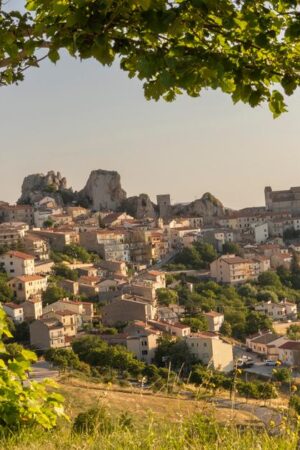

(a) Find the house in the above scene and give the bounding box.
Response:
[210,254,265,284]
[30,229,79,251]
[0,204,34,225]
[246,331,279,355]
[43,298,94,324]
[79,229,130,261]
[185,332,234,373]
[101,295,156,326]
[127,330,160,364]
[3,302,24,323]
[30,318,66,350]
[21,296,43,321]
[98,260,128,277]
[270,252,292,269]
[9,275,48,301]
[23,233,49,260]
[0,251,35,276]
[141,270,166,289]
[42,310,78,337]
[148,320,191,337]
[278,341,300,366]
[255,300,297,320]
[203,311,224,332]
[0,222,29,247]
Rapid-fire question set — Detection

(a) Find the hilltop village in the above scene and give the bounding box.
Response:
[1,169,300,378]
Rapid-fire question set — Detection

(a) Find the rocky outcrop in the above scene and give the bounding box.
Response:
[122,194,157,219]
[172,192,225,225]
[18,171,71,205]
[78,169,127,211]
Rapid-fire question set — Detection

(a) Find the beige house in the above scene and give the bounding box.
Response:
[9,275,48,301]
[0,250,35,276]
[102,295,156,326]
[203,311,224,332]
[23,233,49,260]
[43,298,94,324]
[246,331,279,355]
[210,254,264,284]
[22,296,43,320]
[148,320,191,337]
[255,300,297,320]
[42,310,77,337]
[185,332,233,373]
[3,302,24,323]
[278,341,300,366]
[126,331,160,364]
[30,318,66,349]
[98,260,128,277]
[0,222,29,247]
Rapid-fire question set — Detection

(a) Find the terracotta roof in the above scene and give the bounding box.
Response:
[279,341,300,350]
[6,250,34,260]
[221,256,253,264]
[250,333,278,345]
[4,302,22,310]
[11,275,45,283]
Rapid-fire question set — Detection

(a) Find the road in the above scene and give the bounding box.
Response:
[29,361,59,381]
[212,398,283,433]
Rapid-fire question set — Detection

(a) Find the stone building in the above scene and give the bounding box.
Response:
[265,186,300,214]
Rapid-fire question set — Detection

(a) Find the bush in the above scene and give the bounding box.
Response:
[73,406,113,434]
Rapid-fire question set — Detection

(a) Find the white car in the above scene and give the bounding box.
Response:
[265,360,277,366]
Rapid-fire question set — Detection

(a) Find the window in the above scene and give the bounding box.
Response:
[142,350,148,355]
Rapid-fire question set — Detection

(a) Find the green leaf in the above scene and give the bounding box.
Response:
[48,49,60,64]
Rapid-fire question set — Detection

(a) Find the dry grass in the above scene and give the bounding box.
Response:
[273,321,300,335]
[58,376,260,425]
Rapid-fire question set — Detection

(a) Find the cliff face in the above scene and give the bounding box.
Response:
[172,192,225,224]
[18,171,70,205]
[78,169,127,211]
[122,194,157,219]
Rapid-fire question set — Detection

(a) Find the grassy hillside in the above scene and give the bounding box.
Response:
[0,376,298,450]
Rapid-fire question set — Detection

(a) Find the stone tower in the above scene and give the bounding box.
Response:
[157,194,171,220]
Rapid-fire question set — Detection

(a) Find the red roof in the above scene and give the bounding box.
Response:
[279,341,300,350]
[6,251,34,260]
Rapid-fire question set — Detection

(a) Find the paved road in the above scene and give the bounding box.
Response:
[29,361,59,381]
[212,398,283,433]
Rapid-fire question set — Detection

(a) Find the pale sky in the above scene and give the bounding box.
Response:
[1,47,300,210]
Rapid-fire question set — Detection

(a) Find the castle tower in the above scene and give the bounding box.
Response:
[264,186,273,210]
[156,194,171,220]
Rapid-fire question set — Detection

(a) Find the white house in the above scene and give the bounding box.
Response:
[0,251,35,277]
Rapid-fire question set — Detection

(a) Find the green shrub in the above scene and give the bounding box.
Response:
[73,406,113,435]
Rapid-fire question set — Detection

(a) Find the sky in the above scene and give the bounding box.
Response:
[1,47,300,210]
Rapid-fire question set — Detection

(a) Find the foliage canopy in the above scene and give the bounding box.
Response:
[2,0,300,115]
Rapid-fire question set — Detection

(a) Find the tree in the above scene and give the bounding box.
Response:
[62,244,91,263]
[0,306,66,430]
[244,311,273,336]
[222,242,243,257]
[1,1,300,116]
[182,316,208,333]
[287,324,300,341]
[0,279,13,303]
[220,321,232,337]
[53,263,78,281]
[156,288,178,306]
[257,271,282,288]
[42,284,66,305]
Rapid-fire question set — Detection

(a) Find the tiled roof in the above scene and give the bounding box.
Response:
[6,251,34,260]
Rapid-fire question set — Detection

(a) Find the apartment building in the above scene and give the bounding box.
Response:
[22,296,43,320]
[0,222,29,247]
[79,229,130,261]
[185,332,233,373]
[30,319,66,349]
[23,233,49,260]
[101,295,156,326]
[203,311,224,332]
[0,204,34,225]
[9,275,48,301]
[255,300,297,320]
[2,302,24,323]
[30,229,79,251]
[210,254,264,284]
[127,330,160,364]
[0,251,35,276]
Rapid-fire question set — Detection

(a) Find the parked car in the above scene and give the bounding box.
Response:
[265,360,278,366]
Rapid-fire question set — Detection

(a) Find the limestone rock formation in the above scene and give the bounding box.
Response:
[78,169,127,211]
[172,192,225,225]
[18,171,71,205]
[122,194,157,219]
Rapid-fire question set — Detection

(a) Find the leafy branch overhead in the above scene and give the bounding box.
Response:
[1,0,300,116]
